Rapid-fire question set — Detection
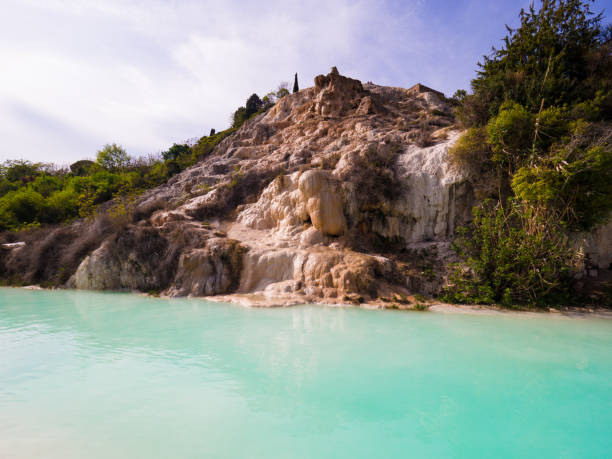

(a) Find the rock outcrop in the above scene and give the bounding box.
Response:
[65,68,473,303]
[8,67,602,305]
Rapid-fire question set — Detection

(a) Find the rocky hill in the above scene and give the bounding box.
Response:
[2,68,610,306]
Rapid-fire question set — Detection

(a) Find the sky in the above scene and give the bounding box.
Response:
[1,0,611,164]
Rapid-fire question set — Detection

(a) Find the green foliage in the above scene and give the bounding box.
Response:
[486,102,534,167]
[512,122,612,230]
[0,124,242,231]
[245,93,262,117]
[0,188,45,226]
[536,106,570,150]
[191,128,236,160]
[449,127,492,174]
[443,200,579,306]
[232,106,248,129]
[162,143,190,161]
[1,160,46,183]
[231,93,263,129]
[412,303,430,311]
[69,160,97,176]
[46,189,80,222]
[275,83,290,100]
[451,89,467,104]
[96,143,130,171]
[472,0,605,115]
[447,1,612,306]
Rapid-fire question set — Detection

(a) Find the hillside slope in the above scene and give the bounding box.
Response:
[2,68,610,305]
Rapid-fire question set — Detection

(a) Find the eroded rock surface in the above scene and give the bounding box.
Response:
[3,67,607,305]
[66,68,475,303]
[46,67,595,304]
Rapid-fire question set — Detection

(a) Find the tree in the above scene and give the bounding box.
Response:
[245,93,262,117]
[276,82,290,99]
[96,144,130,171]
[231,106,247,129]
[293,73,299,93]
[70,160,96,176]
[468,0,606,121]
[162,143,190,161]
[447,0,612,306]
[1,160,44,183]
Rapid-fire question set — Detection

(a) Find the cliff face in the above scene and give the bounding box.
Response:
[2,67,608,305]
[63,68,474,304]
[9,68,608,304]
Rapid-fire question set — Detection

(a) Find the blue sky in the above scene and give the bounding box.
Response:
[1,0,611,164]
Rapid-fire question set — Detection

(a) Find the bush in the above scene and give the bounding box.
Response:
[30,175,62,198]
[512,122,612,230]
[535,106,569,151]
[69,160,97,176]
[162,143,190,161]
[0,189,45,226]
[486,102,534,168]
[1,160,45,183]
[46,189,80,223]
[443,199,580,306]
[192,128,235,160]
[449,127,492,174]
[455,92,493,127]
[231,106,248,129]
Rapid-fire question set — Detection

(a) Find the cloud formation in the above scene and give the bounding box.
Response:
[1,0,609,163]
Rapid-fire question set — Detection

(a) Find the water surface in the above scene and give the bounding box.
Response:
[1,288,611,458]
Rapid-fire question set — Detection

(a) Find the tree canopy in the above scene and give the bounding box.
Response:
[447,0,612,305]
[96,144,130,171]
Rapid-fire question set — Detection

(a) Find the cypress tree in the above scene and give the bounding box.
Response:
[293,73,299,93]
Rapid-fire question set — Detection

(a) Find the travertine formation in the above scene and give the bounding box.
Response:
[63,68,610,304]
[68,68,472,304]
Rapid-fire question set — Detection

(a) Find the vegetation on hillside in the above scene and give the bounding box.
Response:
[445,0,612,306]
[0,83,291,232]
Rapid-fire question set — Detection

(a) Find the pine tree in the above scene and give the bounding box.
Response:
[293,73,299,93]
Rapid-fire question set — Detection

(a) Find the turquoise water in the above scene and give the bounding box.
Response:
[1,289,611,458]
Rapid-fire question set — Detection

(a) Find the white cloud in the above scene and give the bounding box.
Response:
[0,0,523,163]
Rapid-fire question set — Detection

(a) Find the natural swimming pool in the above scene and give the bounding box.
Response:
[1,288,611,458]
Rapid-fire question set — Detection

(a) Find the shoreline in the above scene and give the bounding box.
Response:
[204,292,612,319]
[4,285,611,320]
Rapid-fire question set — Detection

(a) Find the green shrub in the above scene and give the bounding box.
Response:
[0,179,18,198]
[192,128,236,160]
[45,189,80,222]
[30,175,63,198]
[512,122,612,230]
[162,143,190,161]
[0,189,45,227]
[535,106,569,151]
[486,102,534,168]
[69,160,97,176]
[1,160,45,183]
[471,1,606,115]
[449,127,492,174]
[232,106,248,129]
[443,199,580,306]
